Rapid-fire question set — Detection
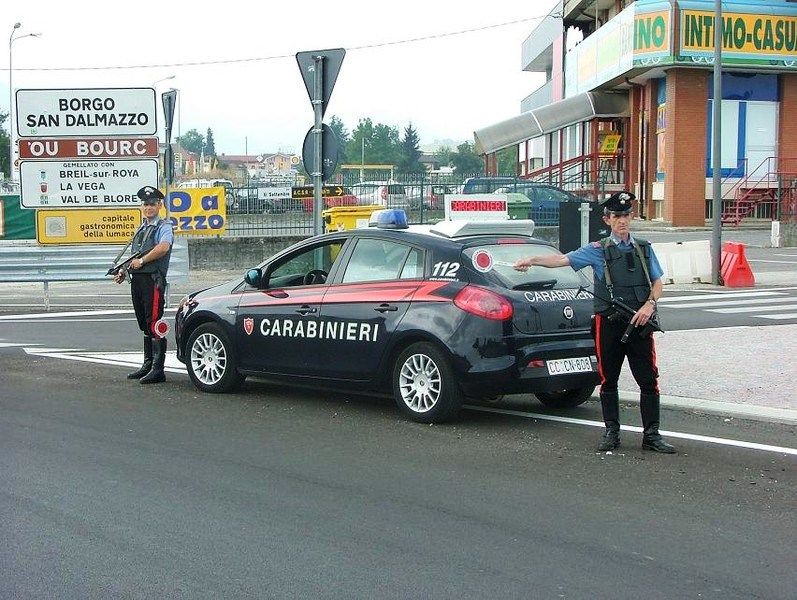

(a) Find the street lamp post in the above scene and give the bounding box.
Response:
[8,23,41,182]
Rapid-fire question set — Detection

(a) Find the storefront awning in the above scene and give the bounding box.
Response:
[473,91,629,155]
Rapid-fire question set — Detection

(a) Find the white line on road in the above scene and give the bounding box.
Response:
[665,298,797,308]
[755,313,797,320]
[707,304,797,314]
[18,347,796,457]
[464,406,797,456]
[748,259,797,264]
[0,308,177,321]
[658,291,784,302]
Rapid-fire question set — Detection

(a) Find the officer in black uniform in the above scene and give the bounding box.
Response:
[114,186,174,384]
[514,191,676,453]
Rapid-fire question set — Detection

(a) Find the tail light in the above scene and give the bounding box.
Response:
[454,285,513,321]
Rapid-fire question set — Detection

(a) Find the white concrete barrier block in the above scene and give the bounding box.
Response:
[652,240,711,284]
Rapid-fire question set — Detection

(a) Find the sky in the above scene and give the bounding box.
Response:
[3,0,559,156]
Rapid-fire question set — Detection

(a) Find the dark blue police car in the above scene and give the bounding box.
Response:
[174,210,599,423]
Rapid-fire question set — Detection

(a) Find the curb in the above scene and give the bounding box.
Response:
[618,391,797,425]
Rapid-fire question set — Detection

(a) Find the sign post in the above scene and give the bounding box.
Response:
[162,89,178,219]
[296,48,345,235]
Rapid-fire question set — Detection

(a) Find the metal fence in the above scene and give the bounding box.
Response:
[222,173,572,238]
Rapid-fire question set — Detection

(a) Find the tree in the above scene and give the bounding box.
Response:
[205,128,216,157]
[0,112,9,179]
[496,146,518,176]
[451,141,483,175]
[435,145,454,168]
[397,123,423,174]
[369,123,401,165]
[328,115,350,166]
[346,118,374,169]
[179,128,205,155]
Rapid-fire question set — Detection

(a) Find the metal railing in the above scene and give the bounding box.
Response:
[0,241,189,309]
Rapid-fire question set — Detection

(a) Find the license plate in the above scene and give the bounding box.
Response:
[546,357,594,375]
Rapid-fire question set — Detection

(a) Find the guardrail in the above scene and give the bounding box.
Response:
[0,241,189,310]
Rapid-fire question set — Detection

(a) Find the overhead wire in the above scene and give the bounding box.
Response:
[13,14,557,72]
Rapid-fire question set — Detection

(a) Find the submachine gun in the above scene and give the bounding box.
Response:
[106,236,143,276]
[577,285,663,343]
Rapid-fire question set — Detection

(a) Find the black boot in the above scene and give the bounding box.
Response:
[127,336,153,379]
[640,393,676,453]
[140,338,166,384]
[596,391,621,451]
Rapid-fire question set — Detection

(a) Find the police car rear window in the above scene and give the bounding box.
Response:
[463,245,582,290]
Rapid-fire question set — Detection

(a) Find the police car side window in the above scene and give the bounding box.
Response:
[269,241,343,287]
[342,238,410,283]
[399,248,424,279]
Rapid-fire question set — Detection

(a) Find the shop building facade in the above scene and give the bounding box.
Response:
[474,0,797,226]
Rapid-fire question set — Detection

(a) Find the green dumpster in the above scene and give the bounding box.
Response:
[505,192,533,220]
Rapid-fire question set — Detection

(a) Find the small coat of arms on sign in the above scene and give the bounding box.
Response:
[243,317,254,336]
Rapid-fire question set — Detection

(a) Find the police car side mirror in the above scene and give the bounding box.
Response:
[244,268,262,287]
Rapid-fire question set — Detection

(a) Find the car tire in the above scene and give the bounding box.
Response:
[186,322,244,393]
[535,385,595,408]
[392,342,463,423]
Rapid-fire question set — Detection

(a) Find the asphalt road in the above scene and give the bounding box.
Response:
[1,349,795,599]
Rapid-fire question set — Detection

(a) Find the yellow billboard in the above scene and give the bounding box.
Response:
[682,11,797,59]
[163,187,227,235]
[36,208,141,244]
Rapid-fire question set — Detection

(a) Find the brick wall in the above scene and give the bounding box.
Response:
[663,69,709,226]
[779,73,797,165]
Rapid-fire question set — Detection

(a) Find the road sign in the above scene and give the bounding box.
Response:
[18,137,159,160]
[20,159,159,208]
[295,48,345,117]
[36,208,141,244]
[302,124,339,182]
[15,88,157,137]
[292,185,345,199]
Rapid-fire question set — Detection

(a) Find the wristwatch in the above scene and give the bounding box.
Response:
[647,298,657,307]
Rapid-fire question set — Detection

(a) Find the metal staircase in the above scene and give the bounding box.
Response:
[720,157,797,226]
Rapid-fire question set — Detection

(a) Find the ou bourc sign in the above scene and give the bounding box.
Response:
[15,87,157,137]
[19,137,159,160]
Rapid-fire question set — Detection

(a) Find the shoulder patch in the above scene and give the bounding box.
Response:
[590,241,602,248]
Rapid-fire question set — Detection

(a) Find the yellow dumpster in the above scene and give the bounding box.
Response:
[322,205,384,232]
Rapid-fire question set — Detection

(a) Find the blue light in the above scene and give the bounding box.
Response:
[375,209,409,229]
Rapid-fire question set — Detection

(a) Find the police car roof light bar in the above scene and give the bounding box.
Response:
[374,209,409,229]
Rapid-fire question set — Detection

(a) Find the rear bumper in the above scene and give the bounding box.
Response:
[455,337,599,396]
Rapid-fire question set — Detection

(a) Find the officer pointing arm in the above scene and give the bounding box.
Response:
[513,191,675,454]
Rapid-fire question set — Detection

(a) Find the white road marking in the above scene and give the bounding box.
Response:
[464,406,797,456]
[0,308,176,321]
[755,313,797,320]
[658,291,783,303]
[707,304,797,314]
[15,347,795,457]
[2,318,138,323]
[748,259,797,264]
[664,298,796,309]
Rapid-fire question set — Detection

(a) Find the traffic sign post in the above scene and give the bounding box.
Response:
[296,48,345,235]
[162,89,178,219]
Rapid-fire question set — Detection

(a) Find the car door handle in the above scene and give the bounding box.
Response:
[374,304,398,313]
[296,305,317,315]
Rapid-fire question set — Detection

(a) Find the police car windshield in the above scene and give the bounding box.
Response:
[464,244,582,290]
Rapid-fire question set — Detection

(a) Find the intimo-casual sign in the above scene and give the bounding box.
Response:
[15,88,157,137]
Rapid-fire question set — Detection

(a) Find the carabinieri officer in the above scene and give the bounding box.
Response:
[114,186,174,384]
[514,191,676,454]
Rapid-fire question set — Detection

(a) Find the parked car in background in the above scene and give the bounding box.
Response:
[349,182,408,208]
[493,183,581,226]
[405,184,456,210]
[461,176,518,195]
[176,178,239,208]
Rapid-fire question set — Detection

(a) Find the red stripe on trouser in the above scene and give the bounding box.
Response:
[650,335,660,394]
[149,285,162,337]
[595,314,606,386]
